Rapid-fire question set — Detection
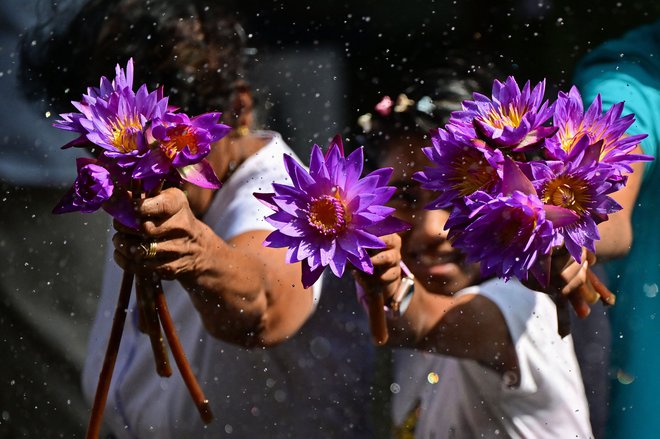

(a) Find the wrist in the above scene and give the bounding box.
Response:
[385,269,415,318]
[354,262,415,319]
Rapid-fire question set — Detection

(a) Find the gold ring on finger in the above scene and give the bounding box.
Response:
[144,241,158,259]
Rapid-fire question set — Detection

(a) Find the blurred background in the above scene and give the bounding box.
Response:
[0,0,657,437]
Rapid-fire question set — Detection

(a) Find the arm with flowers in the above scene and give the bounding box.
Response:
[54,59,315,437]
[57,59,312,346]
[111,186,314,347]
[355,76,651,337]
[423,78,650,318]
[346,132,590,421]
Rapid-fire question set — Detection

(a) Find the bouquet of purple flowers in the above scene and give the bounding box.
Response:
[416,77,651,310]
[52,59,225,438]
[255,136,410,344]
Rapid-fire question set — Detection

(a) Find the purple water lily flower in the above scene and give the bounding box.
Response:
[546,86,650,175]
[54,59,169,166]
[446,157,576,285]
[531,136,622,261]
[54,59,136,147]
[449,76,557,151]
[414,128,504,209]
[133,112,229,189]
[450,190,558,283]
[53,157,141,229]
[53,158,115,214]
[255,136,410,288]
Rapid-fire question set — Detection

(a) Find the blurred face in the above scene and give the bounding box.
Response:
[381,133,482,295]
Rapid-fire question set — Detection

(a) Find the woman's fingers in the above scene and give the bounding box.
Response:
[561,260,589,296]
[567,289,592,319]
[139,188,187,218]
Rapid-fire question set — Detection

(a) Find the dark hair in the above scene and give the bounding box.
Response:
[20,0,247,117]
[356,55,500,170]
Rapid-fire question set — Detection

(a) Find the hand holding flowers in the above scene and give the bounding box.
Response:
[415,76,651,329]
[52,59,225,438]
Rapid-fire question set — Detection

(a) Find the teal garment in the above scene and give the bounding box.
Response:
[573,21,660,439]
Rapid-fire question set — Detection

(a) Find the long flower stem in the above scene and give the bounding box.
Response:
[365,292,389,346]
[588,268,616,306]
[154,281,214,424]
[135,182,172,376]
[85,270,134,439]
[136,274,172,377]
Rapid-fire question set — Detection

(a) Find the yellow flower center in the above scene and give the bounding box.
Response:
[559,124,587,153]
[161,126,199,160]
[110,113,143,153]
[448,156,497,197]
[542,175,591,215]
[484,103,524,129]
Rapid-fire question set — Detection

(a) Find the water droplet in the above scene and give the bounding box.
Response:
[643,283,658,298]
[616,369,635,385]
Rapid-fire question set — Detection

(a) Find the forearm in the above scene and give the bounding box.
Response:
[179,224,311,347]
[594,212,632,259]
[594,147,645,261]
[386,282,444,347]
[386,285,515,372]
[117,187,313,346]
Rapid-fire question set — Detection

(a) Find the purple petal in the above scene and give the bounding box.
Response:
[502,157,536,196]
[283,154,315,190]
[309,144,329,181]
[133,149,171,179]
[177,161,222,189]
[296,239,317,261]
[319,238,337,267]
[263,229,297,249]
[253,192,279,211]
[346,247,374,274]
[301,260,325,289]
[363,216,411,236]
[543,205,580,228]
[103,192,140,230]
[52,187,81,214]
[328,247,348,277]
[352,229,387,249]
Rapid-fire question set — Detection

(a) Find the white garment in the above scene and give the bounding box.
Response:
[82,132,375,438]
[392,278,593,439]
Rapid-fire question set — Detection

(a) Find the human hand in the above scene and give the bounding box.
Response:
[112,187,207,280]
[352,233,404,303]
[524,246,615,336]
[351,233,404,345]
[549,247,598,318]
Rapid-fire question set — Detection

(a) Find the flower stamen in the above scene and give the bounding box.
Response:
[484,103,525,129]
[307,195,347,236]
[110,114,143,153]
[448,157,497,197]
[542,176,591,214]
[161,126,199,160]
